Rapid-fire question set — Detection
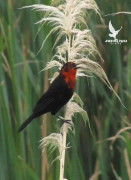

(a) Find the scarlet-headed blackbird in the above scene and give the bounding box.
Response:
[18,62,78,132]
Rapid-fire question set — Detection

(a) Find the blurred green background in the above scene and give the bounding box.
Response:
[0,0,131,180]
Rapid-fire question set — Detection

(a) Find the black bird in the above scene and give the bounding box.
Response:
[18,62,77,132]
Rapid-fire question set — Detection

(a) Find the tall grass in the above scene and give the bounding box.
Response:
[0,0,131,180]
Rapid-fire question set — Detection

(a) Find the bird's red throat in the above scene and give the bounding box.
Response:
[62,69,76,89]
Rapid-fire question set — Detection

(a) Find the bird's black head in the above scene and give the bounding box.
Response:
[61,62,77,73]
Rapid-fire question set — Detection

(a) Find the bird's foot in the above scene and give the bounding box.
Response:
[62,119,71,125]
[56,116,71,125]
[60,119,72,136]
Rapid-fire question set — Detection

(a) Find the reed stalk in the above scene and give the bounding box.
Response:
[59,123,68,180]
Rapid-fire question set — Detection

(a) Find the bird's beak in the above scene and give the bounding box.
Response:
[75,64,80,69]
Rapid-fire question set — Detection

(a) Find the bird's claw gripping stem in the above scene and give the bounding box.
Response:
[56,116,71,125]
[62,119,71,125]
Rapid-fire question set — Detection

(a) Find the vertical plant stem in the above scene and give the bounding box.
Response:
[59,32,73,178]
[41,70,49,180]
[67,33,73,62]
[59,123,68,180]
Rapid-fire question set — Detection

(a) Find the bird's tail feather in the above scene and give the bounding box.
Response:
[18,114,34,132]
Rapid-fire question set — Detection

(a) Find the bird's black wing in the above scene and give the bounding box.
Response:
[33,75,73,115]
[34,75,63,106]
[18,75,73,132]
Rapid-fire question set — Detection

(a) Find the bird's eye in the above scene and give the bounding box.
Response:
[73,64,76,68]
[70,63,76,69]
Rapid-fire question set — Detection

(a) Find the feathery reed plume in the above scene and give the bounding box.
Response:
[22,0,122,179]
